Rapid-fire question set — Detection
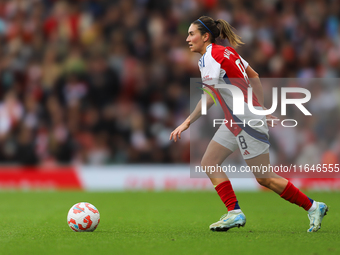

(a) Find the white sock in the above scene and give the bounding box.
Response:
[229,209,242,214]
[308,201,317,213]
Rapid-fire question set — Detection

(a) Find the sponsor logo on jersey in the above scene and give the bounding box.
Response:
[203,75,212,81]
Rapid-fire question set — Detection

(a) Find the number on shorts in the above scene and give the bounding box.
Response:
[238,136,248,149]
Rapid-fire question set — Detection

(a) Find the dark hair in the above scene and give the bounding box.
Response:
[192,16,244,48]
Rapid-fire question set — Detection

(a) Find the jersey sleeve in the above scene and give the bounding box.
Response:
[240,56,249,69]
[201,57,221,86]
[201,46,224,87]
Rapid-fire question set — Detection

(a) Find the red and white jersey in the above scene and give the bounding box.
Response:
[199,43,265,136]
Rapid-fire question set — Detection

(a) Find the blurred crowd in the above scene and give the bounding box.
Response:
[0,0,339,166]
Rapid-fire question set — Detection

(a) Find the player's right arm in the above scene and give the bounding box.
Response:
[245,65,264,107]
[245,65,279,127]
[169,87,216,142]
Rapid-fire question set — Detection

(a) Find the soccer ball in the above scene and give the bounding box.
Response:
[67,202,100,232]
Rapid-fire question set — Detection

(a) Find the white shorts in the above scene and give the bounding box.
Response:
[212,123,270,159]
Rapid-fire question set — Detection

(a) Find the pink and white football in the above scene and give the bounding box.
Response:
[67,202,100,232]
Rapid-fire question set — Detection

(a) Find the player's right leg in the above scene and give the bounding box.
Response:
[201,139,246,231]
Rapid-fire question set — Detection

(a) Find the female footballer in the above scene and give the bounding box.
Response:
[169,16,327,232]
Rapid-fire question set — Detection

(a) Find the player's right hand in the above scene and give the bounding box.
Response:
[266,114,280,127]
[169,121,190,142]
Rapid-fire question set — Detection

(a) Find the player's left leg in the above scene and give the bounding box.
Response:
[246,153,328,232]
[202,140,246,231]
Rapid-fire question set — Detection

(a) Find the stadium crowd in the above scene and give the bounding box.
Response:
[0,0,339,166]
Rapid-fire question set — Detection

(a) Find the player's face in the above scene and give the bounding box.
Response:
[186,24,207,54]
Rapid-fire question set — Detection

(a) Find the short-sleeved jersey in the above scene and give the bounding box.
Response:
[199,43,265,137]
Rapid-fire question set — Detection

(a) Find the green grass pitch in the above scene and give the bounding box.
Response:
[0,191,339,255]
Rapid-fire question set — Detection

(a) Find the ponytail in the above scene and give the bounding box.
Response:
[215,19,244,48]
[193,16,244,48]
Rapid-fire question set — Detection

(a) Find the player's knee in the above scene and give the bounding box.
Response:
[256,178,274,188]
